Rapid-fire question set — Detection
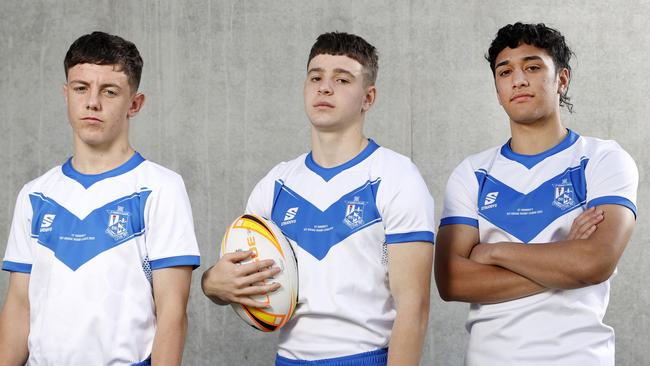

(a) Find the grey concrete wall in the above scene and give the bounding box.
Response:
[1,1,648,365]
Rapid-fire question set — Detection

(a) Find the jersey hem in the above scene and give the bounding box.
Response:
[1,260,32,273]
[588,195,637,218]
[440,216,479,228]
[385,231,434,244]
[149,255,200,270]
[276,348,388,366]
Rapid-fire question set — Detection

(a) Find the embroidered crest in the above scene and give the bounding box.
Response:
[343,196,365,229]
[106,206,130,240]
[552,179,575,210]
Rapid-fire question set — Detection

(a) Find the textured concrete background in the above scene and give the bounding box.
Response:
[1,1,648,365]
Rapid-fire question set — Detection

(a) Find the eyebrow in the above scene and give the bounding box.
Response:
[307,67,356,78]
[495,55,544,69]
[68,80,122,89]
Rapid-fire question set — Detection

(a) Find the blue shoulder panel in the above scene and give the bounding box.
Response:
[476,158,588,243]
[271,179,382,260]
[29,190,151,271]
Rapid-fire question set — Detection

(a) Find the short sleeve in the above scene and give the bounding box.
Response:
[145,175,201,270]
[378,159,435,244]
[245,168,280,219]
[585,144,638,217]
[440,158,479,228]
[3,185,34,273]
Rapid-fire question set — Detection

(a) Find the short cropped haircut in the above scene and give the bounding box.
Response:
[64,31,143,92]
[486,22,574,112]
[308,32,378,87]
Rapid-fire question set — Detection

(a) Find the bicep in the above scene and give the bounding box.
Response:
[152,267,193,313]
[387,242,433,303]
[3,272,30,310]
[585,204,635,269]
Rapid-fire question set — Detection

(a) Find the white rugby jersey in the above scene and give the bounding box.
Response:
[2,152,200,366]
[246,139,435,363]
[440,130,638,366]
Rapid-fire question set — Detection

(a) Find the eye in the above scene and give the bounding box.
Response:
[103,89,118,97]
[72,86,87,93]
[310,76,321,82]
[336,78,350,84]
[526,64,541,72]
[497,69,512,77]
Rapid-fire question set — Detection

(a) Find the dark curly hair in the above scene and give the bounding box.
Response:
[64,31,143,92]
[486,22,574,113]
[308,32,378,87]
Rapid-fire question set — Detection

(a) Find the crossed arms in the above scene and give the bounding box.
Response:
[435,205,635,304]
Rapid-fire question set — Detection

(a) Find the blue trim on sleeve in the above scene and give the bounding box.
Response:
[276,348,387,366]
[440,216,479,228]
[588,196,637,218]
[2,261,32,273]
[500,129,580,169]
[385,231,434,244]
[149,255,200,270]
[62,152,146,189]
[305,139,380,182]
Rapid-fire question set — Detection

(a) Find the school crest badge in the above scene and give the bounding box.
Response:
[552,179,575,210]
[106,206,130,240]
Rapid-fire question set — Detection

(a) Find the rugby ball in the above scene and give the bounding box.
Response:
[220,214,298,332]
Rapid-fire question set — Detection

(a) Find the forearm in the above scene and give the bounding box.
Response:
[387,301,429,366]
[0,274,30,366]
[151,312,187,366]
[436,253,546,304]
[488,240,616,289]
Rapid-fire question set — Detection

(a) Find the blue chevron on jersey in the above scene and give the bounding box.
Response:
[271,179,382,260]
[475,159,588,243]
[29,190,152,271]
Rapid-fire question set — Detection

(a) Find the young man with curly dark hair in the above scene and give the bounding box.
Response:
[435,22,638,365]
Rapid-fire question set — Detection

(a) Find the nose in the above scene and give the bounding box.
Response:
[318,80,333,95]
[512,69,529,89]
[85,90,100,111]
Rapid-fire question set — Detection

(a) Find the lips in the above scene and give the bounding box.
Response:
[313,101,334,108]
[510,93,533,102]
[81,116,102,122]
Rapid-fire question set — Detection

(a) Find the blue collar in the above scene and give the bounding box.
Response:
[305,139,380,181]
[501,129,580,169]
[62,152,146,189]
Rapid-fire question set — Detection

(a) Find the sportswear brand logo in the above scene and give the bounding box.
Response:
[281,207,298,226]
[40,214,56,232]
[484,192,499,205]
[480,192,499,210]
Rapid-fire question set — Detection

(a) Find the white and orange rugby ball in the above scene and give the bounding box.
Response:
[220,214,298,332]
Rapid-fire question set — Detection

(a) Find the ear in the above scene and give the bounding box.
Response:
[557,67,570,95]
[63,83,69,105]
[362,85,376,112]
[127,92,146,118]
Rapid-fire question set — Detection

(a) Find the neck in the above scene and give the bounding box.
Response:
[71,142,135,174]
[310,123,367,168]
[509,114,567,155]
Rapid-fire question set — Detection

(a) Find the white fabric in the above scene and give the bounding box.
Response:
[441,131,638,366]
[2,153,200,365]
[246,140,435,361]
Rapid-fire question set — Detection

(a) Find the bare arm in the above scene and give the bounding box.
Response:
[151,266,193,366]
[0,272,30,366]
[471,205,634,289]
[435,207,604,303]
[201,251,280,307]
[387,242,432,366]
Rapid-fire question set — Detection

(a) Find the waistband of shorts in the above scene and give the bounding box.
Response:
[275,348,388,366]
[132,357,151,366]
